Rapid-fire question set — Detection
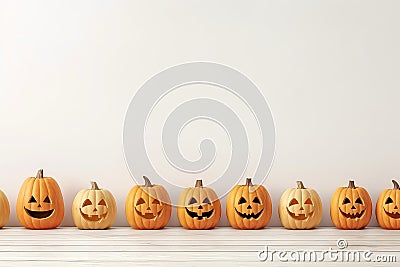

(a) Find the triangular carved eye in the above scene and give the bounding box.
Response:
[136,198,145,205]
[82,199,92,207]
[98,199,106,206]
[203,197,211,204]
[28,196,37,203]
[252,197,261,204]
[355,197,363,205]
[385,197,394,204]
[189,197,197,205]
[238,197,246,205]
[289,198,299,206]
[342,197,351,204]
[43,196,51,203]
[304,198,313,205]
[152,199,160,205]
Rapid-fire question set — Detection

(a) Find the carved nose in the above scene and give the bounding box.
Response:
[299,206,304,210]
[395,205,398,210]
[146,207,151,211]
[37,204,42,208]
[351,205,356,209]
[247,205,252,209]
[198,205,203,210]
[93,208,97,212]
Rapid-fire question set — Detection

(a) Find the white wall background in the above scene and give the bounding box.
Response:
[1,0,400,227]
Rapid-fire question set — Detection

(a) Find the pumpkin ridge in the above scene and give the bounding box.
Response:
[228,186,239,229]
[149,186,157,229]
[259,185,272,229]
[126,186,139,229]
[0,190,10,228]
[237,185,245,229]
[136,188,146,229]
[32,178,41,229]
[242,185,250,229]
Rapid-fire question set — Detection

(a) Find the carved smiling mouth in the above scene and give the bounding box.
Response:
[80,209,108,222]
[235,208,263,219]
[185,207,214,220]
[339,208,365,219]
[24,207,54,219]
[286,207,313,220]
[135,208,163,219]
[383,208,400,219]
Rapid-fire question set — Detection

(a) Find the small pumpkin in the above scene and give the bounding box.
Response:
[16,169,64,229]
[178,179,221,229]
[0,189,10,228]
[125,176,172,230]
[226,178,272,229]
[376,180,400,229]
[72,181,117,229]
[278,181,322,229]
[330,180,372,229]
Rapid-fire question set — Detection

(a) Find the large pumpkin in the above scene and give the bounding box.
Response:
[72,181,117,229]
[376,180,400,229]
[0,189,10,228]
[178,179,221,229]
[226,178,272,229]
[16,169,64,229]
[278,181,322,229]
[125,176,172,229]
[330,180,372,229]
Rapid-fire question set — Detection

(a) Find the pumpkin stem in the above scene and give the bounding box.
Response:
[91,181,100,190]
[348,180,356,189]
[245,178,253,186]
[36,169,44,179]
[296,181,305,189]
[392,180,400,190]
[195,179,203,187]
[143,176,153,187]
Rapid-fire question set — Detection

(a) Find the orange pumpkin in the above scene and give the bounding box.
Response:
[376,180,400,229]
[178,180,221,229]
[330,180,372,229]
[16,169,64,229]
[125,176,172,229]
[226,178,272,229]
[0,189,10,228]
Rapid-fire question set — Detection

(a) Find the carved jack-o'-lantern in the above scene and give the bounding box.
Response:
[72,181,117,229]
[330,180,372,229]
[0,189,10,228]
[16,169,64,229]
[125,176,172,229]
[178,180,221,230]
[278,181,322,229]
[226,178,272,229]
[376,180,400,229]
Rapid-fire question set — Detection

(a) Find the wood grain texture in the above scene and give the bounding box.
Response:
[0,227,399,266]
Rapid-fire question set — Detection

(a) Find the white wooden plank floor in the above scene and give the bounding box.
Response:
[0,227,399,266]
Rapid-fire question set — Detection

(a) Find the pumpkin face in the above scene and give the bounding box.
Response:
[226,178,272,229]
[278,181,322,229]
[178,180,221,229]
[330,180,372,229]
[0,189,10,228]
[125,176,172,229]
[16,169,64,229]
[72,182,117,229]
[376,180,400,229]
